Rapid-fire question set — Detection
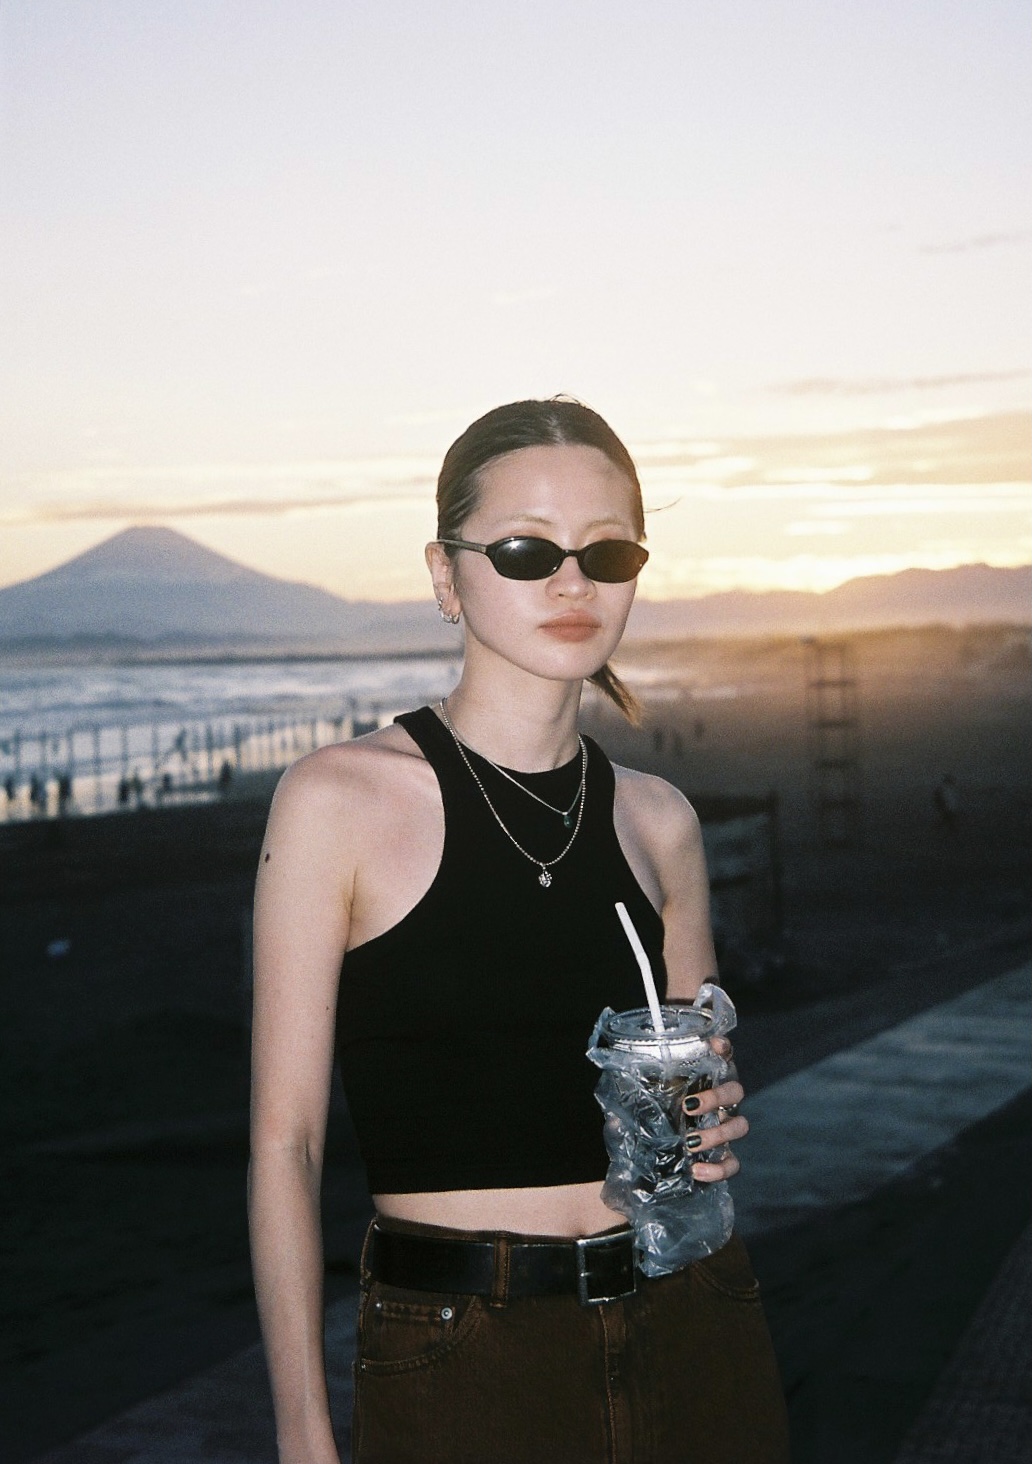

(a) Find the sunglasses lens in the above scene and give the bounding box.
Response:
[491,539,563,579]
[486,537,648,581]
[580,541,649,582]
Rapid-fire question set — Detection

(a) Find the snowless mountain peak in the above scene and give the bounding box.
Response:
[31,525,271,588]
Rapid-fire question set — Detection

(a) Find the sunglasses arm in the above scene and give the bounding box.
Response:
[436,539,488,556]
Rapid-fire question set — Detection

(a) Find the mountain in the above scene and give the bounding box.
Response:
[0,527,1027,651]
[627,563,1030,639]
[0,526,457,651]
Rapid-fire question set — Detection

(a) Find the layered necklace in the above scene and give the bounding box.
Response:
[438,698,587,888]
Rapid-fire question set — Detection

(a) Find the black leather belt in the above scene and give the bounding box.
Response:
[367,1223,638,1307]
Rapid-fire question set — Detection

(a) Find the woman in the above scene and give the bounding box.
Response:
[249,399,789,1464]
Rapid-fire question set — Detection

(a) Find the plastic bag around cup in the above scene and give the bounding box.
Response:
[586,983,737,1277]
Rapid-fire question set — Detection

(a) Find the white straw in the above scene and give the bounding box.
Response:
[615,901,665,1033]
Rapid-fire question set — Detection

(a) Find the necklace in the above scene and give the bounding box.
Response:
[439,699,585,827]
[438,698,587,888]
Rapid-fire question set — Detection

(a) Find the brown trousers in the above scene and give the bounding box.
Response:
[352,1216,790,1464]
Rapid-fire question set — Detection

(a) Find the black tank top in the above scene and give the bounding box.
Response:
[335,705,667,1193]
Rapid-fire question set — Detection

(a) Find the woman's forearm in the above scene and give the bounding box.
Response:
[248,1145,340,1464]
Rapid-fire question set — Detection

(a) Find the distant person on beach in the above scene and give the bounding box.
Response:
[250,400,788,1464]
[29,772,45,816]
[934,773,959,829]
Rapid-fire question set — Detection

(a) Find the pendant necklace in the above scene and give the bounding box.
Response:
[438,698,587,888]
[441,700,585,827]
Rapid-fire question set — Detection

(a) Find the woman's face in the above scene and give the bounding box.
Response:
[428,443,643,686]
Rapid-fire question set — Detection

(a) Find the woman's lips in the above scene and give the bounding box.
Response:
[540,614,602,642]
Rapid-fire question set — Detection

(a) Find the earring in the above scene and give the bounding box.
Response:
[437,597,461,625]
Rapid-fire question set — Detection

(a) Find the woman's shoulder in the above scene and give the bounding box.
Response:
[612,761,704,855]
[267,722,429,830]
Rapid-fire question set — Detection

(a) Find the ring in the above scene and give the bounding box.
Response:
[716,1104,739,1122]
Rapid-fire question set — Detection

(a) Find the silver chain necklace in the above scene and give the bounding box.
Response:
[440,699,586,827]
[438,699,587,888]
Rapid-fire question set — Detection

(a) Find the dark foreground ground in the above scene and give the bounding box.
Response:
[1,632,1029,1462]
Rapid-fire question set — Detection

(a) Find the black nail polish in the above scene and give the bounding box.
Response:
[686,1134,704,1150]
[682,1096,701,1112]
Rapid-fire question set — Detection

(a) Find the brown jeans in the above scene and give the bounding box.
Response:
[352,1216,790,1464]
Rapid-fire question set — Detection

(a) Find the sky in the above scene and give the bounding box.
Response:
[0,0,1029,602]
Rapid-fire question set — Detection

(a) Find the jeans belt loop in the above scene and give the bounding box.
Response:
[575,1232,637,1306]
[360,1221,377,1288]
[490,1233,512,1310]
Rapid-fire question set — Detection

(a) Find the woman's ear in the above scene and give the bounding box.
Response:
[425,542,461,624]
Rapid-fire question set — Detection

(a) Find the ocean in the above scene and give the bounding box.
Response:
[0,654,462,819]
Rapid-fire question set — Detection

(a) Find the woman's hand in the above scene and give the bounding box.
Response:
[686,1035,748,1182]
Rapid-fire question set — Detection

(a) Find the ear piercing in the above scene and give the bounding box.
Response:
[437,597,461,625]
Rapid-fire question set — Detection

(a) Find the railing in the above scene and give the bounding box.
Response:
[0,702,393,822]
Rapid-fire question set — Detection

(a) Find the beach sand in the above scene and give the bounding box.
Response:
[1,626,1029,1461]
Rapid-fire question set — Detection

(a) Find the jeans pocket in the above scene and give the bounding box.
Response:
[357,1282,483,1375]
[691,1231,762,1303]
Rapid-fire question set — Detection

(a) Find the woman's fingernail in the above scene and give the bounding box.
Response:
[686,1134,704,1149]
[682,1096,701,1112]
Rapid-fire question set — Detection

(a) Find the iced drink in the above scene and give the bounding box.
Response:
[586,984,737,1276]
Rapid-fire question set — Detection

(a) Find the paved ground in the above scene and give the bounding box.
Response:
[734,964,1031,1234]
[895,1222,1031,1464]
[26,961,1031,1463]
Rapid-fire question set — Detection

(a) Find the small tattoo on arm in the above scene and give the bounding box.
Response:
[263,852,271,863]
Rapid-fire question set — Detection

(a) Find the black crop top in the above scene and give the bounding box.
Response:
[335,705,667,1193]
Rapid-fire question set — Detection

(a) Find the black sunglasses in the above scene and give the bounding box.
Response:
[438,536,649,583]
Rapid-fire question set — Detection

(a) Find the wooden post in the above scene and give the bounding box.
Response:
[93,725,102,811]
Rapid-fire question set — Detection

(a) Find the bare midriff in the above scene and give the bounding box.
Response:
[373,1179,620,1237]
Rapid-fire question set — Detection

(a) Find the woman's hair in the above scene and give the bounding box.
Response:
[436,398,643,722]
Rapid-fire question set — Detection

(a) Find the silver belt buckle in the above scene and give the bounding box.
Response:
[575,1232,637,1306]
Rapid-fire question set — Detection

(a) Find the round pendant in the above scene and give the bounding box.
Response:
[538,868,552,888]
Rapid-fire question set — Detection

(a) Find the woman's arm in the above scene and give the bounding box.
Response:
[249,754,354,1464]
[615,771,748,1182]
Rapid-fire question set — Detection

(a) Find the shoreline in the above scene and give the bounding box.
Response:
[0,618,1027,671]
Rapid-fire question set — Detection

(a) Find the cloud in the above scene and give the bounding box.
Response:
[772,370,1031,396]
[0,456,439,527]
[5,413,1028,531]
[809,492,1024,518]
[634,412,1031,489]
[920,229,1032,255]
[634,439,723,460]
[6,490,432,526]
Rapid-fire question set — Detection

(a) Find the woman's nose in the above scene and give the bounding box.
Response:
[548,553,594,596]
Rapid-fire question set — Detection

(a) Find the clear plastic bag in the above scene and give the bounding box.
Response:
[586,984,737,1277]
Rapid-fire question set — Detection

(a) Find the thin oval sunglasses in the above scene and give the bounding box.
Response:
[436,536,649,583]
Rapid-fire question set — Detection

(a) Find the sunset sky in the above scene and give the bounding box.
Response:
[1,0,1029,602]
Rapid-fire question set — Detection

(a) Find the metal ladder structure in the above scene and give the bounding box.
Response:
[803,638,863,849]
